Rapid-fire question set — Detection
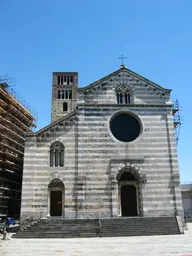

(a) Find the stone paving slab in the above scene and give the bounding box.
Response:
[0,224,192,256]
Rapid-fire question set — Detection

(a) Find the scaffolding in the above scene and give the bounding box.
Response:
[172,99,183,146]
[0,76,37,217]
[0,78,37,130]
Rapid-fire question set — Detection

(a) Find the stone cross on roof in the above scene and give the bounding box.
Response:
[119,54,126,65]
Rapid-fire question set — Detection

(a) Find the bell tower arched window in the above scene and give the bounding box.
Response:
[115,85,132,104]
[63,102,68,111]
[50,142,64,167]
[57,90,72,100]
[58,90,61,99]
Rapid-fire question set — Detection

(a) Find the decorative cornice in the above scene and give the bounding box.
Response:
[78,103,173,108]
[115,84,132,93]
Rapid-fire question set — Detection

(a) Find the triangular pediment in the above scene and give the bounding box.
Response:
[79,65,171,94]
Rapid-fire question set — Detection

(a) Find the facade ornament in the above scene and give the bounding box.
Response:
[115,84,132,93]
[110,174,117,189]
[48,178,64,188]
[140,174,147,184]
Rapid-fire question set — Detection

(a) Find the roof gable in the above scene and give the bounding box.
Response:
[79,65,171,93]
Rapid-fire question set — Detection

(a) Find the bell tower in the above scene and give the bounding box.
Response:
[51,72,78,122]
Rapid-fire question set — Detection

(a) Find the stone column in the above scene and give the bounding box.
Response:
[111,174,118,217]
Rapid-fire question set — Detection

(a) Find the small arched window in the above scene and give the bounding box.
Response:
[57,76,60,85]
[58,90,61,99]
[119,93,123,104]
[62,90,65,99]
[61,76,63,85]
[69,90,72,99]
[63,102,68,111]
[124,93,131,104]
[50,142,64,167]
[115,85,132,104]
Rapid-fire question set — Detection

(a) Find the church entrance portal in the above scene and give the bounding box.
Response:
[117,169,140,217]
[50,191,62,216]
[121,185,137,216]
[48,179,64,217]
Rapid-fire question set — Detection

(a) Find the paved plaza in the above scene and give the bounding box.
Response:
[0,223,192,256]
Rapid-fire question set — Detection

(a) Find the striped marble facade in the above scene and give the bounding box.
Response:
[20,66,184,223]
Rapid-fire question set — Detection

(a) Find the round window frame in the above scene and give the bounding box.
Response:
[108,109,144,144]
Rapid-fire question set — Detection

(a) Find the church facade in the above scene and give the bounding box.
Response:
[20,65,184,222]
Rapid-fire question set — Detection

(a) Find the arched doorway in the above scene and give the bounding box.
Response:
[121,185,137,216]
[117,169,140,217]
[48,179,64,217]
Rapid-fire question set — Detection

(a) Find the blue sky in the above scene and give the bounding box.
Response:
[0,0,191,183]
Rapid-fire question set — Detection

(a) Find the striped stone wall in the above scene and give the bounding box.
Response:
[21,114,78,220]
[20,66,184,223]
[76,104,183,218]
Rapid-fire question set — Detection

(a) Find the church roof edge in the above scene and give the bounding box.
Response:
[34,110,77,136]
[79,66,171,93]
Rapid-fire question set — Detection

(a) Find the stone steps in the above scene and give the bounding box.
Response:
[14,216,180,238]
